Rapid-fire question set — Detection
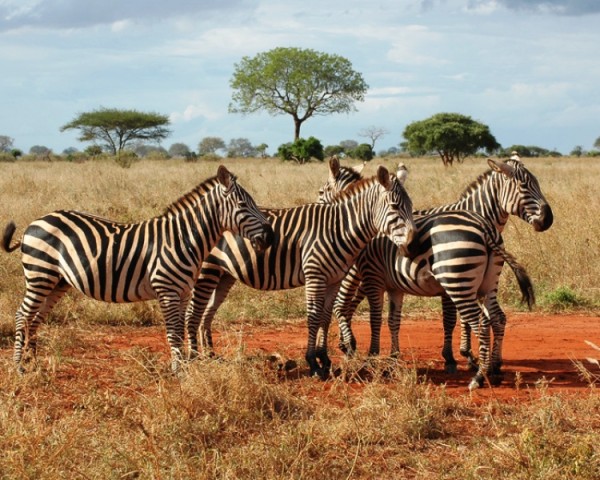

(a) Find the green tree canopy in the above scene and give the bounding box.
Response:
[60,108,170,156]
[278,136,324,164]
[403,112,500,166]
[230,47,368,140]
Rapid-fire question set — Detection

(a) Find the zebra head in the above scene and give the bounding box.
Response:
[373,165,416,257]
[317,155,365,203]
[216,166,274,251]
[487,158,554,232]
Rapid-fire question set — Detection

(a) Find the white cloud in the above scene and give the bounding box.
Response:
[170,103,221,123]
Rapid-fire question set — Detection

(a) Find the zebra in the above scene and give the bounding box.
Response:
[1,165,274,373]
[334,211,534,390]
[185,164,416,379]
[319,157,552,388]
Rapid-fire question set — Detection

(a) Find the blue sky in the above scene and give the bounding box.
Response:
[1,0,599,155]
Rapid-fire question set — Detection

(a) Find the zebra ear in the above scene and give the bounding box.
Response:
[352,162,365,175]
[217,165,233,189]
[376,165,392,190]
[396,163,408,185]
[329,155,341,178]
[487,158,515,178]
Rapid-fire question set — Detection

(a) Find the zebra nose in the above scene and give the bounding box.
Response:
[534,203,553,232]
[252,224,274,251]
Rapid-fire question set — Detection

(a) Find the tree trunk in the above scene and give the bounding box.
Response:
[294,117,302,140]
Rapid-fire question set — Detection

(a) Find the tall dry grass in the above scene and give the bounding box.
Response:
[1,156,598,334]
[1,156,600,478]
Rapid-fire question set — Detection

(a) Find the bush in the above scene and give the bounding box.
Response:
[349,143,374,161]
[0,152,16,163]
[278,136,324,164]
[542,286,587,311]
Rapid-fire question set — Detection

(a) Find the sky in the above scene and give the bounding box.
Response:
[1,0,599,155]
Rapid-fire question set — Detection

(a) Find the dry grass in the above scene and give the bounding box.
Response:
[1,156,599,478]
[0,334,598,479]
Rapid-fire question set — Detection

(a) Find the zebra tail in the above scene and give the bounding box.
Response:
[491,244,535,310]
[2,221,21,253]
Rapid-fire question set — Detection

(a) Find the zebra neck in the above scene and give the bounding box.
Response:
[332,190,380,246]
[164,189,223,262]
[444,197,508,232]
[419,174,509,232]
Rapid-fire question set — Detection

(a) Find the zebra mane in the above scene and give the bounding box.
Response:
[458,159,521,201]
[163,175,222,215]
[329,175,378,204]
[337,165,364,183]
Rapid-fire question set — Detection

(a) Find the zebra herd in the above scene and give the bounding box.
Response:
[2,157,553,390]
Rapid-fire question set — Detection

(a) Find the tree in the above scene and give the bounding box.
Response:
[60,108,171,157]
[0,135,14,152]
[198,136,226,156]
[570,146,584,157]
[594,136,600,150]
[358,126,389,151]
[339,139,359,154]
[403,112,500,166]
[230,47,368,140]
[256,143,269,158]
[278,137,324,164]
[168,143,192,158]
[29,145,52,156]
[349,143,374,162]
[227,138,257,158]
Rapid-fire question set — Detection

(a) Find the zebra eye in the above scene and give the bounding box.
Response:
[237,201,248,208]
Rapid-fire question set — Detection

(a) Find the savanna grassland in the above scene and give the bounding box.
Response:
[0,156,599,479]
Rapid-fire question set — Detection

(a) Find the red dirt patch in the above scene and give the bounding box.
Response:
[238,313,600,402]
[4,313,599,405]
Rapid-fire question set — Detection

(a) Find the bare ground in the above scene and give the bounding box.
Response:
[4,313,597,409]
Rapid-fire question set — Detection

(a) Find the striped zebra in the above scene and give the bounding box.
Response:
[320,157,552,388]
[1,166,274,373]
[334,211,534,389]
[185,165,416,378]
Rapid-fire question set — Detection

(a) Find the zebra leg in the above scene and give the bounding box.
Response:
[484,294,506,376]
[441,295,460,373]
[387,290,404,358]
[460,321,478,372]
[199,274,236,357]
[315,284,340,377]
[453,298,492,390]
[186,271,227,359]
[26,281,71,360]
[13,277,66,373]
[158,291,187,373]
[305,280,328,379]
[363,277,386,356]
[334,268,363,356]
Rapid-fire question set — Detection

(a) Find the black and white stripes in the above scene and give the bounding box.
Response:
[186,163,415,378]
[2,166,273,372]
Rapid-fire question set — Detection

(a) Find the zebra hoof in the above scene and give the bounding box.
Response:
[444,363,458,374]
[468,374,484,391]
[311,367,330,381]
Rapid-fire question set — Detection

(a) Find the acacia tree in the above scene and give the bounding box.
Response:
[60,108,171,157]
[230,47,368,140]
[403,113,500,166]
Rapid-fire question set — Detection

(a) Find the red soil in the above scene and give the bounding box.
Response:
[5,313,599,406]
